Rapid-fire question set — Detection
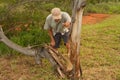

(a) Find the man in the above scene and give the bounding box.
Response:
[44,7,71,56]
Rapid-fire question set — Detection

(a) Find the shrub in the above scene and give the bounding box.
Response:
[10,25,50,46]
[84,2,120,14]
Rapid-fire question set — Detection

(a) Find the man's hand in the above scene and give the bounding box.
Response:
[50,39,55,47]
[48,29,55,47]
[63,22,71,27]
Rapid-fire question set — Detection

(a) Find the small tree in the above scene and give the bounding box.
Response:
[0,0,86,80]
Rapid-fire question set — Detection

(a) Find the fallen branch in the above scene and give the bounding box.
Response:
[0,25,35,56]
[0,25,73,78]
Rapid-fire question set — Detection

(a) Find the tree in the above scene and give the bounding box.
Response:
[0,0,86,80]
[70,0,86,79]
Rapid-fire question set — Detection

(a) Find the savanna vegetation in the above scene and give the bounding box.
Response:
[0,0,120,80]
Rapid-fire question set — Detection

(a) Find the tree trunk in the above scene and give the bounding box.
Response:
[70,0,86,80]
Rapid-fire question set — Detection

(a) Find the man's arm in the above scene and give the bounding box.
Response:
[63,12,71,28]
[44,15,55,46]
[48,29,55,46]
[63,21,71,28]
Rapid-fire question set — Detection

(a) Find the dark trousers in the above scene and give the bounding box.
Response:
[53,32,70,48]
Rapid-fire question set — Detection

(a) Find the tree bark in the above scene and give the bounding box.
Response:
[70,0,86,80]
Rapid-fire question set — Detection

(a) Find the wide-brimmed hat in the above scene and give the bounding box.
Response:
[51,8,62,19]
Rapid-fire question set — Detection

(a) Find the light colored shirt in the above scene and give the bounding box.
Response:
[44,12,71,35]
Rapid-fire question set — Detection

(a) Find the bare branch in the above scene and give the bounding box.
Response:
[77,0,86,11]
[0,25,72,78]
[0,25,35,56]
[0,37,1,42]
[0,25,3,41]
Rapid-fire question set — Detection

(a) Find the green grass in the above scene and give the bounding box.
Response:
[81,14,120,80]
[84,2,120,14]
[0,15,120,80]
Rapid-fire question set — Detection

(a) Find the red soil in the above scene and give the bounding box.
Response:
[82,13,110,24]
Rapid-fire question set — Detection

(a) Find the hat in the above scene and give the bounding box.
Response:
[51,8,62,19]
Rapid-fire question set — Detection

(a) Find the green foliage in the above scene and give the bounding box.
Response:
[1,0,120,55]
[0,25,50,55]
[0,0,120,79]
[84,2,120,14]
[0,43,20,56]
[0,43,11,55]
[0,0,72,55]
[0,14,120,80]
[10,24,50,46]
[87,0,120,4]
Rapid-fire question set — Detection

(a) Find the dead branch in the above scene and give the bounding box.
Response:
[45,45,73,72]
[0,25,73,78]
[0,25,35,56]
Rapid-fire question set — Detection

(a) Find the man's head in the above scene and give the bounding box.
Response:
[51,8,62,22]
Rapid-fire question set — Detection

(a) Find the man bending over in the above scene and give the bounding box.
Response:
[44,7,71,56]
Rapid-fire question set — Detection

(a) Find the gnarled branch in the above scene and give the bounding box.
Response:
[0,25,35,56]
[0,25,73,78]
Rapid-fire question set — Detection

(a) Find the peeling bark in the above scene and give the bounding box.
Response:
[70,0,86,80]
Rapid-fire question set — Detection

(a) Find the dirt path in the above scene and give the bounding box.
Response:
[82,13,110,24]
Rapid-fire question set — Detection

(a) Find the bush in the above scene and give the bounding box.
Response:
[1,1,120,55]
[84,2,120,14]
[0,25,50,55]
[10,25,50,46]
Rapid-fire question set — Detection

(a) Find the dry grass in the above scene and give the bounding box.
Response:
[0,14,120,80]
